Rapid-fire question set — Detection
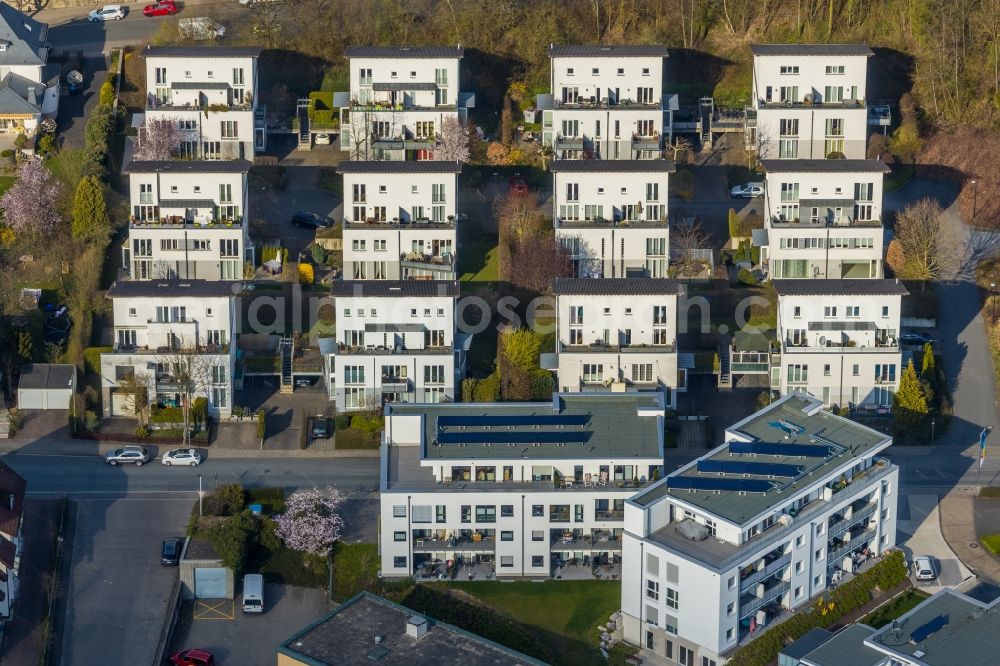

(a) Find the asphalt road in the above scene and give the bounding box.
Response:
[1,453,380,497]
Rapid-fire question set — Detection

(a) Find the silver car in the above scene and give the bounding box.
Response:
[88,5,127,21]
[104,445,150,466]
[161,448,202,467]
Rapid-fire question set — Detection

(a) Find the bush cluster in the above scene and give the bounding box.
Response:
[462,372,501,402]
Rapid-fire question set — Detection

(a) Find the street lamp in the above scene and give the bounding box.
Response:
[972,179,979,220]
[992,283,996,322]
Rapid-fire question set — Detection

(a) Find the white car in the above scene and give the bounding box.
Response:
[731,182,764,198]
[161,448,202,467]
[88,5,126,21]
[913,556,936,581]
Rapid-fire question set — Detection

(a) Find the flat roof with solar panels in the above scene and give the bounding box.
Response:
[633,393,891,525]
[385,393,665,461]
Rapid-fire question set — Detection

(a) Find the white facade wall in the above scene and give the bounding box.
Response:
[348,57,461,107]
[144,54,259,158]
[552,169,670,277]
[556,292,679,400]
[776,292,902,406]
[752,55,868,106]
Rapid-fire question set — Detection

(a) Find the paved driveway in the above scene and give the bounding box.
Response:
[56,497,192,666]
[250,164,341,259]
[897,494,973,593]
[56,54,107,150]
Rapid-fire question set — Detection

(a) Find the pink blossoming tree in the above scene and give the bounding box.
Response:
[274,486,345,557]
[435,116,471,163]
[0,159,63,236]
[135,117,181,160]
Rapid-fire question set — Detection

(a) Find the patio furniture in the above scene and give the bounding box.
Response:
[584,473,593,487]
[597,471,608,487]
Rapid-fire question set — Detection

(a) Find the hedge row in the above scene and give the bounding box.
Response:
[980,486,1000,498]
[727,550,908,666]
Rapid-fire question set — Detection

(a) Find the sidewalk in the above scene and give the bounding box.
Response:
[940,489,1000,583]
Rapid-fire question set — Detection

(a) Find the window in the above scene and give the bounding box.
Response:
[501,505,514,517]
[475,505,496,523]
[532,505,544,517]
[703,658,717,666]
[646,631,654,650]
[393,531,405,542]
[393,556,407,568]
[500,556,513,568]
[824,306,837,318]
[665,640,674,659]
[679,646,693,666]
[823,364,831,376]
[531,530,544,541]
[532,555,544,567]
[436,506,446,523]
[501,531,514,541]
[826,65,845,74]
[220,120,238,139]
[814,574,823,587]
[411,505,432,523]
[853,363,860,376]
[796,535,804,548]
[815,548,824,562]
[787,364,808,384]
[461,506,471,523]
[646,579,660,601]
[646,553,659,575]
[726,627,735,642]
[780,65,800,74]
[566,67,574,76]
[793,306,802,318]
[727,576,736,590]
[795,560,804,574]
[642,67,650,76]
[727,601,735,616]
[846,306,860,318]
[665,587,679,610]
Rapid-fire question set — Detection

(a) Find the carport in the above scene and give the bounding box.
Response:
[17,363,76,410]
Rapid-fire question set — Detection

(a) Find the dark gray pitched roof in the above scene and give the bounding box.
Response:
[106,280,240,298]
[330,280,459,298]
[750,44,874,57]
[553,278,680,295]
[344,45,463,59]
[337,161,462,175]
[0,72,43,114]
[772,279,909,297]
[550,44,669,58]
[0,3,48,68]
[551,159,676,173]
[124,160,252,174]
[760,159,890,174]
[143,45,262,58]
[18,363,75,390]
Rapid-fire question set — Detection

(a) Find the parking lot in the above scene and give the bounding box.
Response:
[56,497,192,666]
[169,582,328,665]
[897,494,973,593]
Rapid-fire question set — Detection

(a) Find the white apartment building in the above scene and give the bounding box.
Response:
[378,393,666,579]
[551,160,672,278]
[142,45,265,158]
[747,44,874,160]
[100,280,239,418]
[0,462,25,624]
[335,45,474,160]
[772,280,906,408]
[758,159,888,280]
[553,278,681,406]
[325,281,463,411]
[338,160,462,280]
[0,4,59,135]
[622,393,898,665]
[122,159,252,280]
[539,45,675,159]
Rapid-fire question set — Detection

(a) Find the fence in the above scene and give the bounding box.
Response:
[151,579,183,666]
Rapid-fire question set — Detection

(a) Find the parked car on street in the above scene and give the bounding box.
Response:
[161,448,202,467]
[170,648,215,666]
[88,5,127,21]
[899,332,936,346]
[913,556,936,581]
[143,1,178,17]
[161,537,183,566]
[730,182,764,198]
[104,445,150,466]
[291,212,330,229]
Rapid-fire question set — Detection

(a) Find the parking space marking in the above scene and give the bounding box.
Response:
[194,599,235,620]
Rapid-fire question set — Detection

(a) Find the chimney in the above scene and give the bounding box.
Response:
[406,616,428,639]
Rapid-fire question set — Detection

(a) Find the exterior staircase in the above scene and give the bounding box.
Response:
[296,99,311,150]
[279,337,294,394]
[718,335,732,390]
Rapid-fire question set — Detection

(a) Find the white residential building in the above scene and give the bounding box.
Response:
[378,393,666,579]
[747,44,876,160]
[0,4,59,135]
[335,45,474,160]
[622,393,899,665]
[772,280,907,408]
[0,462,25,623]
[99,280,239,418]
[142,45,265,158]
[325,281,464,411]
[553,278,681,406]
[539,45,675,159]
[758,159,888,280]
[122,160,252,280]
[551,160,672,278]
[338,161,462,280]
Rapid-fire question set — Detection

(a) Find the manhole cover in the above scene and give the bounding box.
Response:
[970,543,979,549]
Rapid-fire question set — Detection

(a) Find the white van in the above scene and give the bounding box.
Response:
[242,574,264,613]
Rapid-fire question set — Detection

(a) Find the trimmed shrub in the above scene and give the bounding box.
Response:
[99,79,115,106]
[334,413,352,430]
[738,268,759,286]
[257,408,266,442]
[13,134,26,148]
[245,487,285,515]
[201,483,246,517]
[191,396,208,428]
[298,262,314,284]
[980,486,1000,498]
[335,428,380,449]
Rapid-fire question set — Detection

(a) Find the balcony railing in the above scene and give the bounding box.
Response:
[740,552,791,592]
[739,580,790,620]
[412,536,495,553]
[595,510,625,521]
[337,343,452,356]
[555,217,668,229]
[112,342,229,355]
[781,341,899,354]
[756,97,866,110]
[130,217,243,229]
[769,215,882,228]
[827,526,877,564]
[345,218,455,229]
[400,252,456,267]
[560,341,676,354]
[554,98,661,110]
[828,501,877,540]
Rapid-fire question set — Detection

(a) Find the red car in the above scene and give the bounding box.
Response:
[170,649,214,666]
[143,0,178,17]
[509,174,528,195]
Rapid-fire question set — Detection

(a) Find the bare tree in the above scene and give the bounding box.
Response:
[671,219,712,278]
[135,118,181,160]
[116,370,152,424]
[155,344,216,446]
[668,136,693,163]
[892,199,963,281]
[435,116,471,163]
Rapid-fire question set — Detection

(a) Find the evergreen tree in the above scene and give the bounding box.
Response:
[921,342,936,377]
[71,176,111,246]
[894,359,929,429]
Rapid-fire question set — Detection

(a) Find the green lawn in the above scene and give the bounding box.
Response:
[0,175,15,196]
[885,163,916,193]
[439,580,620,665]
[861,588,931,628]
[459,237,499,284]
[981,533,1000,555]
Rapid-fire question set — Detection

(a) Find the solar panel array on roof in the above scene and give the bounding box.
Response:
[910,614,948,643]
[437,414,589,427]
[697,460,803,477]
[436,431,590,444]
[728,442,834,458]
[667,477,775,493]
